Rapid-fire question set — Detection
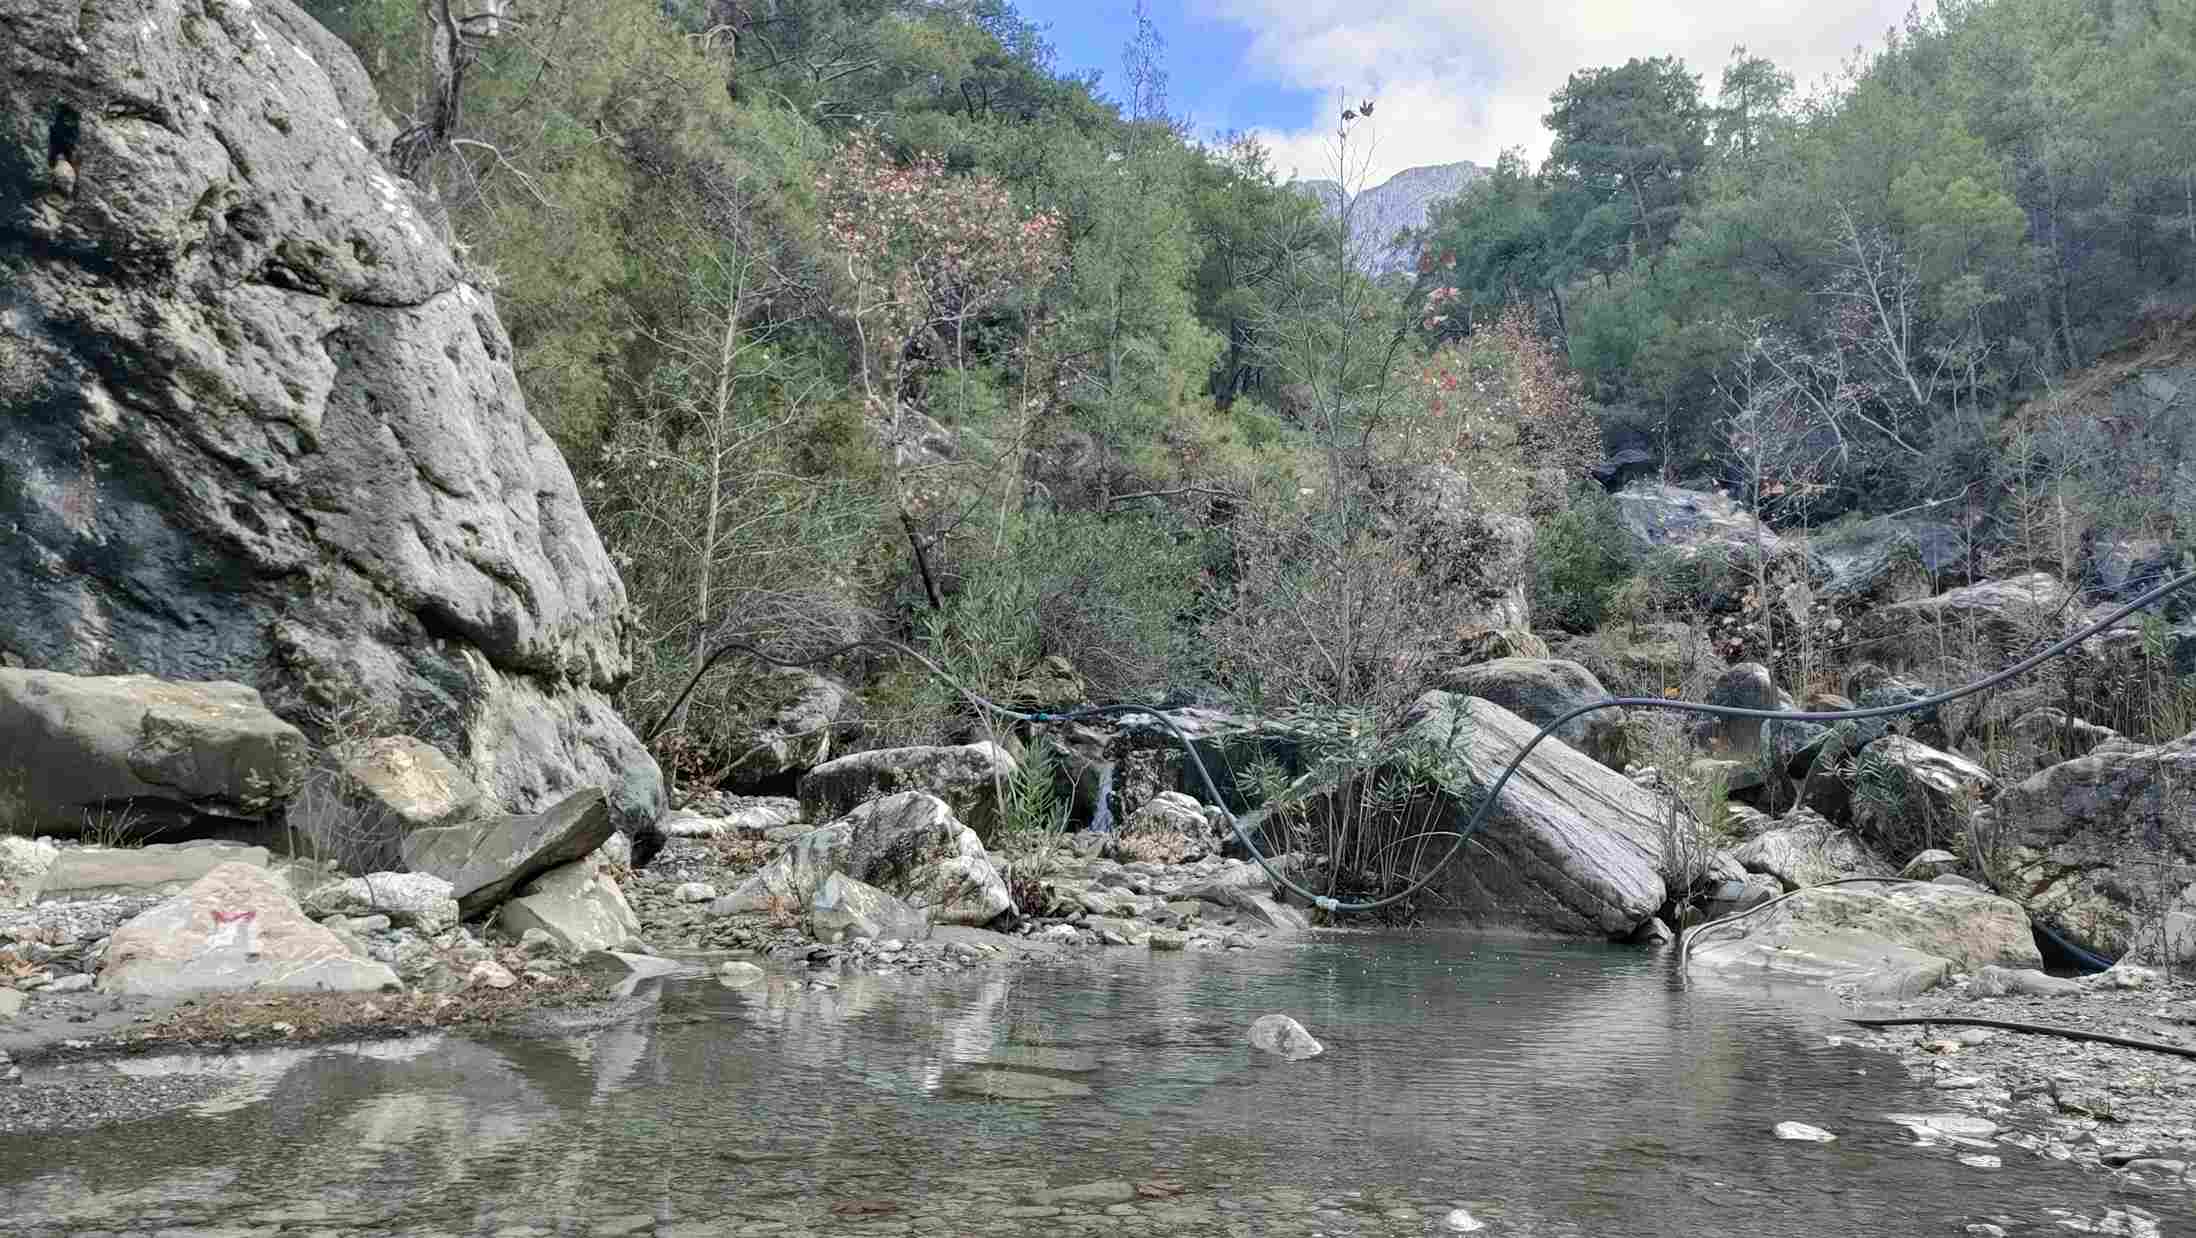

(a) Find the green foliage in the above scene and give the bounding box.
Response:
[1530,489,1640,632]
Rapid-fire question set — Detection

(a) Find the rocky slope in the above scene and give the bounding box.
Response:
[0,0,661,832]
[1298,160,1485,276]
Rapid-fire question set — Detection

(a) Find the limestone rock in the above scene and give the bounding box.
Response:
[1391,692,1672,935]
[809,872,930,944]
[1981,730,2196,963]
[291,737,481,872]
[0,837,60,904]
[496,856,641,953]
[1699,872,1782,922]
[1853,574,2076,669]
[98,862,398,996]
[402,787,612,917]
[1731,821,1891,891]
[1850,737,1996,851]
[798,744,1019,840]
[299,872,458,935]
[1248,1013,1324,1060]
[1689,881,2039,994]
[0,671,306,835]
[0,0,663,836]
[1436,657,1627,769]
[1611,482,1780,560]
[713,792,1011,927]
[36,841,271,902]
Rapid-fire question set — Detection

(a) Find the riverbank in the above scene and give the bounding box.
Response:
[1838,962,2196,1197]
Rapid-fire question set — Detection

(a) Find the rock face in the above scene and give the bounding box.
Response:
[715,792,1011,927]
[1689,881,2040,994]
[402,787,613,918]
[1610,482,1780,560]
[496,855,641,952]
[1300,160,1486,276]
[0,0,662,835]
[1395,692,1673,935]
[1436,658,1627,769]
[99,862,399,996]
[1853,574,2075,668]
[1983,731,2196,962]
[798,744,1018,841]
[0,671,307,836]
[36,841,271,901]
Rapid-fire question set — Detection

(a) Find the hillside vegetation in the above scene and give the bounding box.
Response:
[300,0,2196,803]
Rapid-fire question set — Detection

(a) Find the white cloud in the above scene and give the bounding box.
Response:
[1198,0,1915,185]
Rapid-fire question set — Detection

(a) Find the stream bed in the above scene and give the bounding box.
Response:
[0,933,2179,1236]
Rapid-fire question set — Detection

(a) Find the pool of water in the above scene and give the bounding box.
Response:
[0,933,2174,1237]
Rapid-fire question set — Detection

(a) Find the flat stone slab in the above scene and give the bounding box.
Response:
[403,787,612,917]
[36,842,271,903]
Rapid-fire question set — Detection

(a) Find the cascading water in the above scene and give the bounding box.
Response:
[1088,762,1117,833]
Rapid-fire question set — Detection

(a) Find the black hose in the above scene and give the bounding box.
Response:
[1848,1015,2196,1061]
[648,570,2196,916]
[2033,919,2116,973]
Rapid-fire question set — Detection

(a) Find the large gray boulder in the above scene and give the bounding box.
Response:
[0,0,662,835]
[1610,482,1779,560]
[1391,692,1678,935]
[808,872,930,944]
[401,787,613,918]
[98,861,398,996]
[1981,731,2196,963]
[1731,819,1890,891]
[714,792,1011,927]
[1852,574,2075,669]
[288,736,482,872]
[0,671,307,836]
[1436,657,1627,770]
[1688,881,2039,995]
[798,744,1019,841]
[495,855,642,953]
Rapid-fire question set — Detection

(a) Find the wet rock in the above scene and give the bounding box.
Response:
[291,737,481,871]
[1031,1181,1139,1207]
[496,854,642,953]
[403,787,614,918]
[798,743,1019,841]
[299,872,458,935]
[0,1,664,836]
[1699,872,1782,921]
[1690,882,2039,994]
[35,841,274,902]
[1123,791,1216,852]
[1437,657,1629,769]
[1442,1208,1487,1233]
[1248,1013,1324,1060]
[809,872,930,944]
[1774,1121,1837,1142]
[1148,929,1188,951]
[716,960,765,986]
[99,862,399,996]
[0,672,307,836]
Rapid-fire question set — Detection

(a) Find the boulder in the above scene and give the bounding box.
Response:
[1815,518,1967,601]
[798,744,1019,841]
[1610,482,1780,560]
[299,872,459,935]
[1387,692,1674,935]
[2006,709,2120,759]
[1849,737,1995,852]
[661,797,803,839]
[808,872,930,944]
[1699,872,1782,922]
[1731,820,1890,891]
[36,841,272,902]
[1436,658,1627,769]
[1981,731,2196,963]
[1689,881,2039,993]
[401,787,613,918]
[1248,1013,1324,1060]
[0,0,663,835]
[1123,791,1219,854]
[1900,850,1961,881]
[0,671,307,836]
[495,855,642,953]
[1852,574,2076,669]
[98,862,399,996]
[1692,662,1826,768]
[289,737,481,872]
[0,836,60,904]
[712,792,1011,927]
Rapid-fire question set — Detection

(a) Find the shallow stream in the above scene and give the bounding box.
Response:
[0,933,2176,1236]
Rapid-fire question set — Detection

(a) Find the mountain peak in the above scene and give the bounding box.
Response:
[1294,160,1485,276]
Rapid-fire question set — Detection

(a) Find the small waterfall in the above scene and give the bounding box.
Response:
[1088,763,1117,833]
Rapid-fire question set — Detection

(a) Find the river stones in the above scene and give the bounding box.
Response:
[1774,1122,1837,1142]
[1248,1013,1323,1060]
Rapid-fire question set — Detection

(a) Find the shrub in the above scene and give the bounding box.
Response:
[1531,488,1638,632]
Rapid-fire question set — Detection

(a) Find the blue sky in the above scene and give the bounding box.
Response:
[1029,0,1918,186]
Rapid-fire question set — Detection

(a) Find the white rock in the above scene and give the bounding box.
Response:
[98,862,399,997]
[1248,1013,1323,1060]
[1957,1154,2001,1169]
[1774,1122,1837,1142]
[467,960,517,990]
[673,882,718,903]
[496,856,642,953]
[300,872,459,935]
[1442,1209,1486,1232]
[716,960,765,986]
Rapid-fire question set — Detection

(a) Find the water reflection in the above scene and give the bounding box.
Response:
[0,934,2163,1237]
